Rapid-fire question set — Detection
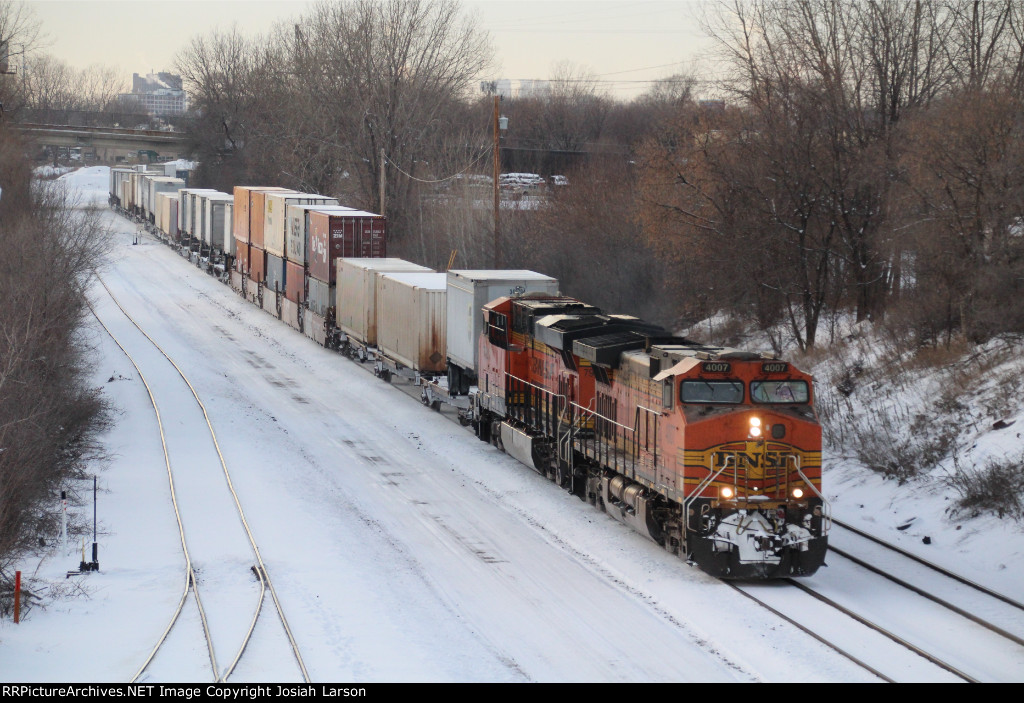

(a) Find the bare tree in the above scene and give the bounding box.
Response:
[0,0,44,117]
[298,0,493,241]
[178,0,493,252]
[176,27,271,191]
[902,85,1024,343]
[0,124,110,572]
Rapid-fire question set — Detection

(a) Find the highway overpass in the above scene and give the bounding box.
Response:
[13,122,190,159]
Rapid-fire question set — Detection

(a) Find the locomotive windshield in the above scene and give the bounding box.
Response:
[751,380,809,404]
[680,380,744,404]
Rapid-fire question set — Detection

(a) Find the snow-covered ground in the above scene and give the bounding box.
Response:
[1,166,1022,682]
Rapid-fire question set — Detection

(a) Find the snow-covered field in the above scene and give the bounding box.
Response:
[1,166,1022,682]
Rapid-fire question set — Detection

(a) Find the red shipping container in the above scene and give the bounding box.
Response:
[285,261,305,303]
[307,209,387,284]
[233,186,291,245]
[249,244,266,283]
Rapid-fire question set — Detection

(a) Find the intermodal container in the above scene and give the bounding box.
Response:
[222,203,234,257]
[265,252,286,294]
[445,270,559,374]
[307,276,333,318]
[336,258,432,346]
[285,204,357,266]
[233,186,292,245]
[249,188,297,250]
[156,192,180,239]
[376,272,448,372]
[179,188,219,239]
[308,210,387,284]
[110,168,134,207]
[264,193,339,258]
[249,244,266,283]
[285,261,305,303]
[201,193,234,251]
[235,239,249,275]
[147,177,185,223]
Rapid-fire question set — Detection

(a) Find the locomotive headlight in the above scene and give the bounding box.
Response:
[721,486,734,500]
[749,425,762,437]
[750,417,762,427]
[792,488,804,499]
[749,416,762,437]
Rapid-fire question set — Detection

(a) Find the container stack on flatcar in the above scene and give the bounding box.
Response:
[111,169,829,580]
[197,192,234,271]
[336,258,433,358]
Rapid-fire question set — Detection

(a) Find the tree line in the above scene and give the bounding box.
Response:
[0,121,110,579]
[174,0,1024,351]
[641,0,1024,349]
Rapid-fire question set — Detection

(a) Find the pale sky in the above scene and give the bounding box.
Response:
[24,0,718,100]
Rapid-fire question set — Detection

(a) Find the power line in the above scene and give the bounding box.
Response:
[383,146,492,184]
[595,61,691,77]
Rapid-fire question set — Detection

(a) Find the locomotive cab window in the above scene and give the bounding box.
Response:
[487,311,509,350]
[751,380,809,404]
[680,380,744,404]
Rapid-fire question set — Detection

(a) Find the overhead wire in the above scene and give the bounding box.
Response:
[383,145,492,184]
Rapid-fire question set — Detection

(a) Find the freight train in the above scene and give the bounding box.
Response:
[109,166,830,579]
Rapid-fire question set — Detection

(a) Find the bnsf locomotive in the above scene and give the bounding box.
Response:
[470,294,829,579]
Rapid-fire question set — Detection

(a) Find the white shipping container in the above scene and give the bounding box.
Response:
[168,195,179,239]
[264,193,339,258]
[110,168,133,205]
[445,270,559,373]
[336,258,433,346]
[376,273,448,372]
[178,188,218,237]
[148,177,185,223]
[223,203,234,256]
[134,171,161,214]
[200,193,233,249]
[156,192,178,238]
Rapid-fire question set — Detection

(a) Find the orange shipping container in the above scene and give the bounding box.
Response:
[233,186,292,245]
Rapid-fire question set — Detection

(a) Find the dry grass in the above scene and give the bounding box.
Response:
[945,454,1024,520]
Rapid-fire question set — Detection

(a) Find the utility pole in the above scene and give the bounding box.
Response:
[492,95,501,268]
[379,147,386,216]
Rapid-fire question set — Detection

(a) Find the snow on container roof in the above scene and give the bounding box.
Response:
[447,269,555,282]
[342,257,428,270]
[379,272,447,290]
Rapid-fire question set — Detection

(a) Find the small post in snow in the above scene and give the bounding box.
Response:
[60,489,67,554]
[90,476,99,571]
[13,570,21,624]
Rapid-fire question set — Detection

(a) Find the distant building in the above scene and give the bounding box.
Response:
[118,72,187,116]
[518,80,551,99]
[480,79,513,99]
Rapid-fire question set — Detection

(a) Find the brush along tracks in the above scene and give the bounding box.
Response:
[91,278,308,683]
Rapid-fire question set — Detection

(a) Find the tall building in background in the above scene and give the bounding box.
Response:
[118,72,187,116]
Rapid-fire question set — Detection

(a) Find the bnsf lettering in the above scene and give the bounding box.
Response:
[702,362,731,373]
[714,451,794,469]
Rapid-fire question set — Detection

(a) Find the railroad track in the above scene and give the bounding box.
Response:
[730,520,1024,682]
[124,209,1022,682]
[91,278,309,683]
